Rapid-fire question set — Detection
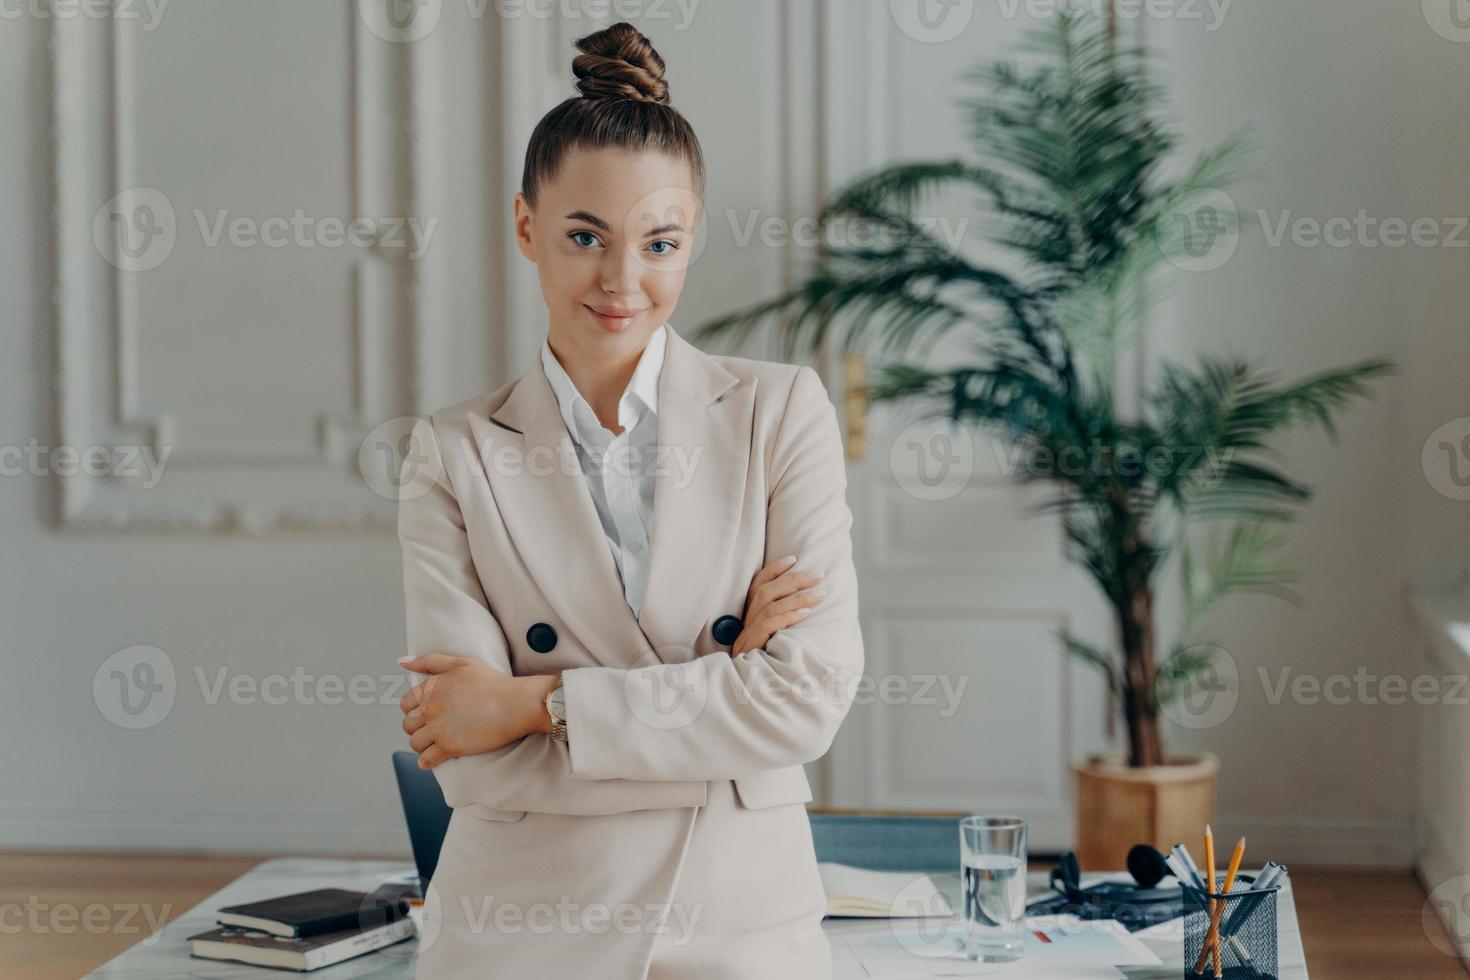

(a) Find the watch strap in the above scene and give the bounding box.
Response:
[548,676,568,743]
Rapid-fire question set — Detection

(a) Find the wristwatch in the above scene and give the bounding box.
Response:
[544,675,568,742]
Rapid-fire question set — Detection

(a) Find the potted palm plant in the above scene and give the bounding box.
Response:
[690,10,1392,867]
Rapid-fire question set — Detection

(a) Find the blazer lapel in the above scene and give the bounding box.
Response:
[637,328,754,657]
[473,326,753,669]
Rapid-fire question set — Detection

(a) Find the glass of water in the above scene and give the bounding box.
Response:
[959,815,1028,962]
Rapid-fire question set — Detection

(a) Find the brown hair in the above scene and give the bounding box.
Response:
[519,22,706,209]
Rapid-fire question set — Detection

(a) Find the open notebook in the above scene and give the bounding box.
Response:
[818,862,955,918]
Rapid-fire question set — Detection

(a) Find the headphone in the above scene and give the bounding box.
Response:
[1025,844,1184,931]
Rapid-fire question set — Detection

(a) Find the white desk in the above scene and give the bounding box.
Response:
[826,871,1309,979]
[84,858,1309,978]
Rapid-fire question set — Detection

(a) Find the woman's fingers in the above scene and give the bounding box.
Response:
[744,555,794,604]
[416,744,449,770]
[404,705,444,767]
[764,608,814,633]
[408,724,437,755]
[750,554,798,590]
[760,570,823,604]
[748,565,823,616]
[749,572,824,624]
[399,676,432,716]
[730,554,827,655]
[730,586,827,655]
[397,652,470,675]
[758,588,826,629]
[746,556,794,611]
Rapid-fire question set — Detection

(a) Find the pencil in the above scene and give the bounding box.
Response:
[1204,826,1217,974]
[1195,835,1246,976]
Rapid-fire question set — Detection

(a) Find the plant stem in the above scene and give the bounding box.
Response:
[1110,476,1163,768]
[1119,583,1163,767]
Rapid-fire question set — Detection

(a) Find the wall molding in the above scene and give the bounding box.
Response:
[48,4,441,532]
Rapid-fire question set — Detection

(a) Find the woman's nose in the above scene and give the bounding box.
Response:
[599,248,643,295]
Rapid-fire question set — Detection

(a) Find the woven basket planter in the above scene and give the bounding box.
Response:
[1073,752,1218,872]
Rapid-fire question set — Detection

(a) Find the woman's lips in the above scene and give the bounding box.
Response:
[585,305,644,331]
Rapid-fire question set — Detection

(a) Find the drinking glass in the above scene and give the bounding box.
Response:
[959,815,1028,962]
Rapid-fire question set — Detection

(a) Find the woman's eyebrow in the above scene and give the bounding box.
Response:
[564,210,612,231]
[564,210,685,236]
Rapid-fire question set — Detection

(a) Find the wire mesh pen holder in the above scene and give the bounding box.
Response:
[1181,874,1280,980]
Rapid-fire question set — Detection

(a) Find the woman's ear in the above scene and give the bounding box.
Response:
[513,192,537,262]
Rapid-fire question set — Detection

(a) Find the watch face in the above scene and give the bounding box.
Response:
[547,687,566,722]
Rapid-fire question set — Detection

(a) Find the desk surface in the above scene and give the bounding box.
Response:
[84,857,1309,978]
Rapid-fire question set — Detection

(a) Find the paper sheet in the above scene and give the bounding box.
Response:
[839,914,1161,979]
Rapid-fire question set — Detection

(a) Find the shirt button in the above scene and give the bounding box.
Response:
[627,541,644,553]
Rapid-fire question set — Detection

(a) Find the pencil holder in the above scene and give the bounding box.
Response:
[1181,874,1279,980]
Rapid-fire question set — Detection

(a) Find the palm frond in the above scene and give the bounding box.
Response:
[1180,521,1304,633]
[816,159,1003,223]
[1058,626,1121,692]
[1258,357,1398,441]
[1149,355,1393,514]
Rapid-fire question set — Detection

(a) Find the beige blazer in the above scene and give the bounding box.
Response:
[397,325,864,821]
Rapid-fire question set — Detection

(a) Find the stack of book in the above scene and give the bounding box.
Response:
[186,887,415,972]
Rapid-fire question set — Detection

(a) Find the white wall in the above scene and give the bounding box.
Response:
[0,0,504,855]
[1,0,1464,865]
[1152,0,1470,864]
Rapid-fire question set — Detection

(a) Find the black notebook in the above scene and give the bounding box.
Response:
[187,919,415,972]
[217,887,406,939]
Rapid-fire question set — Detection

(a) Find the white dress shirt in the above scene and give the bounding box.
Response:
[539,322,668,618]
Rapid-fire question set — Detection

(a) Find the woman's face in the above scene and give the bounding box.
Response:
[514,146,701,363]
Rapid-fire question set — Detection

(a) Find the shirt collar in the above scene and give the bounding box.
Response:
[540,322,668,447]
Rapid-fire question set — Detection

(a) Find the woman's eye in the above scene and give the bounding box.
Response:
[648,239,680,255]
[569,231,600,248]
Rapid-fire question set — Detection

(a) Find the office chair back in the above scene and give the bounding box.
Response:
[392,758,963,884]
[391,750,454,889]
[808,812,962,875]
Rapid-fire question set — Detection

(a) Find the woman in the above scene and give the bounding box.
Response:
[394,22,863,979]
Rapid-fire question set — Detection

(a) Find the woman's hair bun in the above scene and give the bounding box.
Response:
[571,22,670,105]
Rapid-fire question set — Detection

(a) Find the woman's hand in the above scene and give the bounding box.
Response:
[730,554,826,656]
[397,653,556,769]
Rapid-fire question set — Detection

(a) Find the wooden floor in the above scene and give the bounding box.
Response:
[2,852,1466,978]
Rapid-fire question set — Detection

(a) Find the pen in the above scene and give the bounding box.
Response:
[1224,862,1285,933]
[1221,862,1287,969]
[1172,843,1207,891]
[1165,852,1196,889]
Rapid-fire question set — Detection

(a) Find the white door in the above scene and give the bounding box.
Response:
[805,3,1121,854]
